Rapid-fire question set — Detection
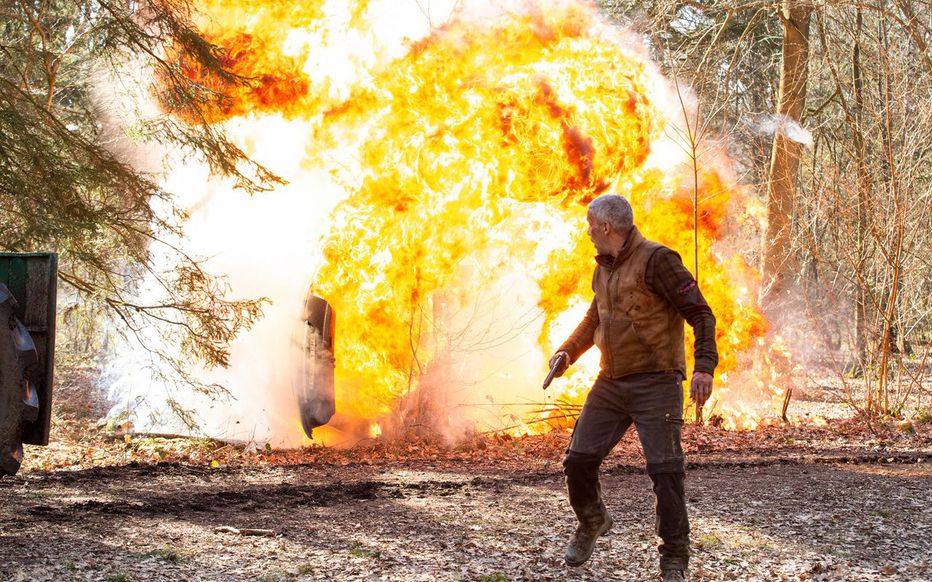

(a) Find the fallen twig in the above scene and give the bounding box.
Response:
[213,526,275,537]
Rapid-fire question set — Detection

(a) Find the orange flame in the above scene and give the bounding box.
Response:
[175,0,778,438]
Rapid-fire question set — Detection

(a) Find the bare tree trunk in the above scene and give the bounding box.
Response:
[761,0,813,307]
[875,2,905,416]
[853,5,871,366]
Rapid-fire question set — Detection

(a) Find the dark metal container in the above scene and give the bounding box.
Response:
[0,253,57,446]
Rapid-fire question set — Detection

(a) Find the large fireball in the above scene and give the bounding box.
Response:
[149,0,775,443]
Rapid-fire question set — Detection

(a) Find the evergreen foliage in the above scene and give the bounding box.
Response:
[0,0,281,382]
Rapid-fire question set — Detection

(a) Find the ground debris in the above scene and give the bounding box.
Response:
[213,526,275,537]
[6,371,930,580]
[2,456,930,581]
[19,413,932,475]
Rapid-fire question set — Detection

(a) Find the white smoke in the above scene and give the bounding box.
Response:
[743,113,814,146]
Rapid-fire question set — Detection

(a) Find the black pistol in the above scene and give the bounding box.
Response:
[542,353,568,390]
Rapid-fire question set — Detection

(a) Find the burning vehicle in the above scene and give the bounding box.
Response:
[0,253,57,476]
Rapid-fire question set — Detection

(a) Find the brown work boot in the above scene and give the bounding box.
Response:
[661,569,686,581]
[564,506,613,567]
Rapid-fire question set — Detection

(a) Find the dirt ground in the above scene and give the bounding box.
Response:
[3,365,931,581]
[2,450,931,582]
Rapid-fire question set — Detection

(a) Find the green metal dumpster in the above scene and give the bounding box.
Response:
[0,253,57,464]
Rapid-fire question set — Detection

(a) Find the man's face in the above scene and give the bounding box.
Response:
[586,213,611,255]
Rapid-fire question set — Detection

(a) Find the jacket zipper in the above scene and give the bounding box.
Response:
[605,266,617,373]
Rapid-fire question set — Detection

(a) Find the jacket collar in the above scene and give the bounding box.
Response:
[595,226,645,270]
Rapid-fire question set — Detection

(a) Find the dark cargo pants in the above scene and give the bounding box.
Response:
[563,371,690,571]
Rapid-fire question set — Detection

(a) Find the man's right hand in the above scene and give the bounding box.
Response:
[690,371,714,407]
[549,351,570,377]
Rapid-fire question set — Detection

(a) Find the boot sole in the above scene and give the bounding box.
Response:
[565,514,614,567]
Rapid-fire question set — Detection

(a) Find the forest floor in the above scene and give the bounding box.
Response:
[2,368,931,581]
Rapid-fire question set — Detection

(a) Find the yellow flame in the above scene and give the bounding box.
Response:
[173,0,781,437]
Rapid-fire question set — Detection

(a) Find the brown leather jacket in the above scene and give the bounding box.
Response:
[559,227,689,379]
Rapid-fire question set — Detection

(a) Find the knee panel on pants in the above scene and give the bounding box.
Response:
[563,450,602,478]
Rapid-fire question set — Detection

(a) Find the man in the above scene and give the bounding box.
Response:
[549,194,717,581]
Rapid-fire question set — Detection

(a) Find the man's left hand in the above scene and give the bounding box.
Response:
[690,372,714,406]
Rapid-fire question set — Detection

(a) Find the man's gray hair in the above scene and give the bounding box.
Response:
[588,194,634,233]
